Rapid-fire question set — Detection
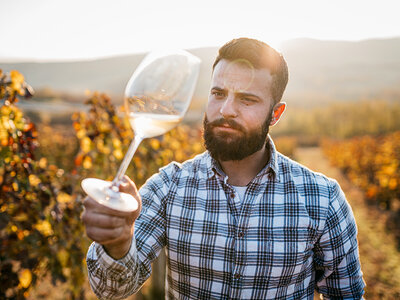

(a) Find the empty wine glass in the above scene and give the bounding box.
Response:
[81,49,201,211]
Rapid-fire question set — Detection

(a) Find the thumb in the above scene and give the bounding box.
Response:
[119,175,142,217]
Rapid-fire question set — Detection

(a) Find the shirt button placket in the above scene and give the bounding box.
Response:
[231,270,242,299]
[232,226,245,298]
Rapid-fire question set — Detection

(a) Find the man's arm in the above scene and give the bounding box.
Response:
[82,173,169,299]
[314,180,366,299]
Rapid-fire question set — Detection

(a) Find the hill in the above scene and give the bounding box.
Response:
[1,38,399,112]
[281,38,400,104]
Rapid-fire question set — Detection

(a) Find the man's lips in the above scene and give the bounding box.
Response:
[208,118,244,132]
[214,124,238,131]
[214,126,237,131]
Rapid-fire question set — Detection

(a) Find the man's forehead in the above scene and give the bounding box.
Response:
[212,59,273,93]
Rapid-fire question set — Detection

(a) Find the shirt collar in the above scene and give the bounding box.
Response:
[205,135,280,183]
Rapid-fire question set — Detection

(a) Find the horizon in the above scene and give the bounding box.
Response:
[1,36,400,64]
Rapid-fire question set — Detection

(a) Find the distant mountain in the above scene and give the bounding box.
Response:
[1,38,399,109]
[280,37,400,103]
[0,48,216,104]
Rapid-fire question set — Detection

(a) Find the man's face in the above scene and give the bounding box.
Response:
[204,59,275,161]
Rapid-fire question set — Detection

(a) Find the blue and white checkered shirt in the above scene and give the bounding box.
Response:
[87,137,365,299]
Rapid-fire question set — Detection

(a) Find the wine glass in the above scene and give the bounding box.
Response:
[81,49,201,211]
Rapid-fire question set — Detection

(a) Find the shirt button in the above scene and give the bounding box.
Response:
[230,193,235,199]
[234,273,240,279]
[268,173,273,180]
[238,231,244,238]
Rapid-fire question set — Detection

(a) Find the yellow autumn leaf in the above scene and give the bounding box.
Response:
[83,156,93,169]
[57,249,69,268]
[19,269,32,288]
[101,112,109,120]
[96,139,104,151]
[113,149,124,160]
[10,70,24,92]
[29,174,41,186]
[39,157,47,169]
[102,145,111,154]
[77,129,86,139]
[57,192,73,204]
[10,70,24,83]
[99,122,111,132]
[0,128,8,144]
[0,137,7,147]
[35,220,53,236]
[112,138,121,149]
[81,137,92,154]
[149,139,160,150]
[1,105,11,116]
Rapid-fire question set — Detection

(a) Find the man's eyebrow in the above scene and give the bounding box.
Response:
[236,91,261,100]
[210,87,261,100]
[210,86,225,92]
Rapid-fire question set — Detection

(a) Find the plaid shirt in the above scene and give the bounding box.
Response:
[87,137,365,299]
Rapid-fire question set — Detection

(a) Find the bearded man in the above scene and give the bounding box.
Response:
[82,38,365,299]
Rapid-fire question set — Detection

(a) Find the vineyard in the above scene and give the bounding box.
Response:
[1,69,400,299]
[0,70,204,298]
[322,133,400,245]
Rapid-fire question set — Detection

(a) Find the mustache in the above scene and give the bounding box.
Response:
[206,117,245,132]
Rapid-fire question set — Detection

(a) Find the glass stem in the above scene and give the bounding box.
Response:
[111,135,143,187]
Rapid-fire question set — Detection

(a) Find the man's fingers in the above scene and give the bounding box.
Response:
[119,176,142,218]
[119,176,140,198]
[85,226,124,244]
[82,210,125,229]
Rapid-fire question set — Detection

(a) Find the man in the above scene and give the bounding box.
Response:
[82,38,365,299]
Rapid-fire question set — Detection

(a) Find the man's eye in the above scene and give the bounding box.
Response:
[212,91,225,98]
[241,97,256,103]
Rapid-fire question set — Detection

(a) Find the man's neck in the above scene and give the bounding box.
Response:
[218,143,270,186]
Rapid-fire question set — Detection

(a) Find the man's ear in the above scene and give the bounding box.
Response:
[270,102,286,126]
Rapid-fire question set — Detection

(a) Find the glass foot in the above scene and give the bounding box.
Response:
[81,178,139,212]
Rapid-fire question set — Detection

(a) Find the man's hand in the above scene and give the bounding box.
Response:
[81,176,142,260]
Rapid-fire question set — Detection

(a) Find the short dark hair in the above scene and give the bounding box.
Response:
[213,38,289,103]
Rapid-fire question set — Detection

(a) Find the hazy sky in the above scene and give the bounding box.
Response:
[1,0,399,61]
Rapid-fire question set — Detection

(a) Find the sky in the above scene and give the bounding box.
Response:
[1,0,399,61]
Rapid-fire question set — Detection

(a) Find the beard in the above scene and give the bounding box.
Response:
[203,113,272,161]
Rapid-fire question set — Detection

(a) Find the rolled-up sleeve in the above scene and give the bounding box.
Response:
[315,180,366,299]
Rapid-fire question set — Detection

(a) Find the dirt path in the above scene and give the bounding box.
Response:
[296,147,400,299]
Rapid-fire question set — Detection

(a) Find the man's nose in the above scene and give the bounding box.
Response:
[219,96,237,119]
